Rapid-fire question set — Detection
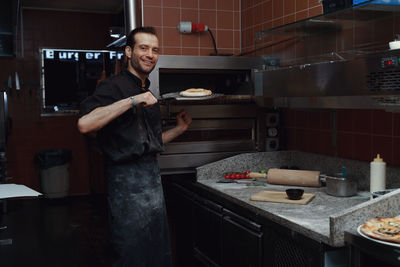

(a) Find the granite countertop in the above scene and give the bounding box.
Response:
[196,151,400,247]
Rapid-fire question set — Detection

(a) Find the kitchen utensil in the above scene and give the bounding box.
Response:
[250,190,315,205]
[15,72,20,90]
[97,53,106,84]
[285,188,304,200]
[249,172,267,178]
[217,178,237,183]
[325,176,357,197]
[267,169,321,187]
[161,92,224,101]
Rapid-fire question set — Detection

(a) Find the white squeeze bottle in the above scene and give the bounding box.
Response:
[370,154,386,196]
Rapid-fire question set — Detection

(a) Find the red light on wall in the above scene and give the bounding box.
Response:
[384,60,393,66]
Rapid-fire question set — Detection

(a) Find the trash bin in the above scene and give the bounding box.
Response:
[34,149,72,198]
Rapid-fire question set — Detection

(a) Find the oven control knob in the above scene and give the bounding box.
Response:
[267,127,278,137]
[265,138,279,151]
[266,113,279,127]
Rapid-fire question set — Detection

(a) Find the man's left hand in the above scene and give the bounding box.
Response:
[176,109,192,133]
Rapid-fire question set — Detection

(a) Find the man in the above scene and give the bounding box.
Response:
[77,27,191,267]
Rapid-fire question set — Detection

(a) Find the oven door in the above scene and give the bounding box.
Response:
[158,103,263,174]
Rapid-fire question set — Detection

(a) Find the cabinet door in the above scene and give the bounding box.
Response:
[167,182,195,267]
[192,197,223,267]
[263,224,323,267]
[222,209,263,267]
[345,232,400,267]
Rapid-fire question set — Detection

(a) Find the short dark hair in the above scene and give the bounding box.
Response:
[125,26,157,48]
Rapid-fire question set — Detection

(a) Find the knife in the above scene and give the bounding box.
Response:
[249,172,267,178]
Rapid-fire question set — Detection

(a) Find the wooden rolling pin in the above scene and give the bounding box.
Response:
[267,168,321,187]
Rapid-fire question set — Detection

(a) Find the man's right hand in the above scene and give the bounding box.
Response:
[132,91,158,107]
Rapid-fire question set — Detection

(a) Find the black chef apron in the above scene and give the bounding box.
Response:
[106,154,172,267]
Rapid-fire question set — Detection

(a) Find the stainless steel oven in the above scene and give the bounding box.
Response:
[148,56,267,174]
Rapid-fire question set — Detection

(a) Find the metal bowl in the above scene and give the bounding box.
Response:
[325,176,357,197]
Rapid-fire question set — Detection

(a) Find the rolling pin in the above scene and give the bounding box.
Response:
[267,168,321,187]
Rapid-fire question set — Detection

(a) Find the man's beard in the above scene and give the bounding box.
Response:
[130,55,155,75]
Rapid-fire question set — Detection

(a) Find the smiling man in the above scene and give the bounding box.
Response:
[77,27,191,267]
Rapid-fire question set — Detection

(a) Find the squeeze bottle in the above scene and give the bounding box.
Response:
[370,154,386,195]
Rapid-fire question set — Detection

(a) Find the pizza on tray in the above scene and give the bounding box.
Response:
[360,216,400,244]
[179,88,212,97]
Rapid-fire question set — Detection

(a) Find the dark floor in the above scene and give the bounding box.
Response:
[0,195,110,267]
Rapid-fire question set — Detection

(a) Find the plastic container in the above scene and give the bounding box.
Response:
[34,149,72,198]
[389,40,400,50]
[370,154,386,196]
[389,35,400,50]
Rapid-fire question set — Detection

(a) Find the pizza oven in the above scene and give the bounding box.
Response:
[147,56,276,174]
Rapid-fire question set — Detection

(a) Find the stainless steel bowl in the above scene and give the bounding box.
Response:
[325,176,357,197]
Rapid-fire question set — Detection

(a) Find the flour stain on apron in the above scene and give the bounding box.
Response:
[106,154,172,267]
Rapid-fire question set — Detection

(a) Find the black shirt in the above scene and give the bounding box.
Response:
[79,69,164,162]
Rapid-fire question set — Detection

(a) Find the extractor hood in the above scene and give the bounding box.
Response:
[255,49,400,111]
[107,0,141,48]
[254,0,400,111]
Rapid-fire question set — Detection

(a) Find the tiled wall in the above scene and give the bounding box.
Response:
[2,1,399,193]
[243,0,400,62]
[241,0,323,55]
[282,108,400,167]
[0,9,114,193]
[143,0,241,56]
[244,0,399,168]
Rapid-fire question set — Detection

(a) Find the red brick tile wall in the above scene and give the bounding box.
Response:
[2,1,398,193]
[241,0,323,56]
[244,0,398,60]
[143,0,241,56]
[282,108,400,167]
[245,1,399,167]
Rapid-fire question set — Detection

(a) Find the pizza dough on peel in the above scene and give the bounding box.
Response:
[179,88,212,97]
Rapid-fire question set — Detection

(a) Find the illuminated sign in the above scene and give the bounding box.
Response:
[43,49,124,61]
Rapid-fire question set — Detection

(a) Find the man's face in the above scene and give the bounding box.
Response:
[126,32,159,77]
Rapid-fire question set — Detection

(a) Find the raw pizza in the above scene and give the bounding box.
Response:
[179,88,212,97]
[360,216,400,244]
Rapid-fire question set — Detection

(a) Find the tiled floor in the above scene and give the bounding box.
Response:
[0,195,110,267]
